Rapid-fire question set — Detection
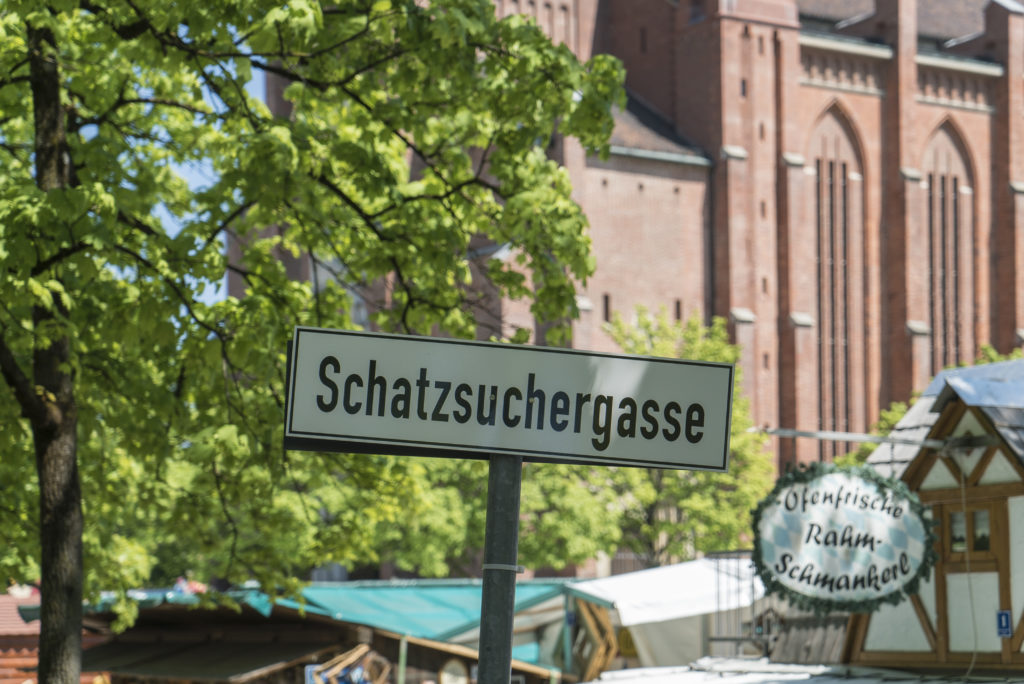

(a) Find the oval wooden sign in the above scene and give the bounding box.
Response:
[752,464,936,613]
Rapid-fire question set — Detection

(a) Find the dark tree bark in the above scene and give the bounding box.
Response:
[27,23,83,684]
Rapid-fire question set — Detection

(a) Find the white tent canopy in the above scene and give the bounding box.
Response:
[567,558,766,667]
[596,658,918,684]
[569,558,765,626]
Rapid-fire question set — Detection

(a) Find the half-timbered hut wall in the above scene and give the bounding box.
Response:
[845,359,1024,672]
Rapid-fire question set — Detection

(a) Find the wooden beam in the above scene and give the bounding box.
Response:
[935,540,948,663]
[854,650,1005,667]
[917,481,1024,504]
[1012,609,1024,653]
[930,402,967,444]
[967,447,997,486]
[904,450,937,491]
[1007,448,1024,481]
[574,599,617,682]
[940,455,965,486]
[943,559,999,573]
[910,594,937,651]
[995,500,1013,663]
[844,614,870,664]
[840,614,863,664]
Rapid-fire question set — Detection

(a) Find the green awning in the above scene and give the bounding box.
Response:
[18,588,327,624]
[296,579,569,642]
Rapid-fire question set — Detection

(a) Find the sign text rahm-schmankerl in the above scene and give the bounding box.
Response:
[752,466,935,612]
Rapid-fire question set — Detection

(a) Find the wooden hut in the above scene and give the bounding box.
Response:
[844,359,1024,673]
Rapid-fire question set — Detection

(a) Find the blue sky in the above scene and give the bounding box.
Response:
[162,73,267,304]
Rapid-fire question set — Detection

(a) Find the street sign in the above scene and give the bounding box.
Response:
[284,327,734,471]
[998,610,1013,638]
[284,326,736,684]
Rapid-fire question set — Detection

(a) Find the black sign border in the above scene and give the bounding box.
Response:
[284,327,735,471]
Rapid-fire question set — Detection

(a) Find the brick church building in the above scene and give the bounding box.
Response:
[487,0,1024,468]
[250,0,1024,470]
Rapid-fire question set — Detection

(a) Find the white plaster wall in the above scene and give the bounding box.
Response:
[917,573,937,629]
[1011,496,1024,645]
[947,572,1000,652]
[950,447,985,480]
[920,461,959,490]
[863,598,931,652]
[953,412,986,437]
[945,413,986,481]
[980,452,1022,485]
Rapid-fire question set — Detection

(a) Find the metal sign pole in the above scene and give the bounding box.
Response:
[283,328,735,681]
[477,453,524,684]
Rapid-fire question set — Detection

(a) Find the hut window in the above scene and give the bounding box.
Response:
[942,504,997,559]
[949,511,967,553]
[973,509,990,551]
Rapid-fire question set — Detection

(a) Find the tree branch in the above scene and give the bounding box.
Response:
[31,242,88,277]
[0,329,45,423]
[79,0,150,40]
[119,97,210,115]
[202,201,255,250]
[116,210,160,239]
[0,74,31,91]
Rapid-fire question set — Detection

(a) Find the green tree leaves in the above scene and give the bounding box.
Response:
[604,308,775,567]
[0,0,624,653]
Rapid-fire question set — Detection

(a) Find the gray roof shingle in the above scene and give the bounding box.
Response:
[609,94,708,161]
[798,0,989,41]
[867,359,1024,478]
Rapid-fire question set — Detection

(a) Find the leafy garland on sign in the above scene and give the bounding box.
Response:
[750,461,938,615]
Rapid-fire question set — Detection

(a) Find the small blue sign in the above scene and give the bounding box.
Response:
[997,609,1013,638]
[304,665,324,684]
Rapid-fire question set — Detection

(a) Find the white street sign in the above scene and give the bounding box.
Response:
[284,327,734,470]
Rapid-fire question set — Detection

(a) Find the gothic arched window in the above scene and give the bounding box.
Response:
[922,123,974,374]
[807,107,865,460]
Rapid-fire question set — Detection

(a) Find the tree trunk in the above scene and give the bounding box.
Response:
[33,341,82,684]
[28,23,83,684]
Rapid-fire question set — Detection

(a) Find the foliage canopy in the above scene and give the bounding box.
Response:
[0,1,623,679]
[604,308,774,567]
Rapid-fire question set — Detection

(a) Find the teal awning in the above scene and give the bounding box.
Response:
[296,579,569,641]
[18,579,571,664]
[17,588,328,624]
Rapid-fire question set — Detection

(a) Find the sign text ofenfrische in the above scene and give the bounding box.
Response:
[753,466,935,612]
